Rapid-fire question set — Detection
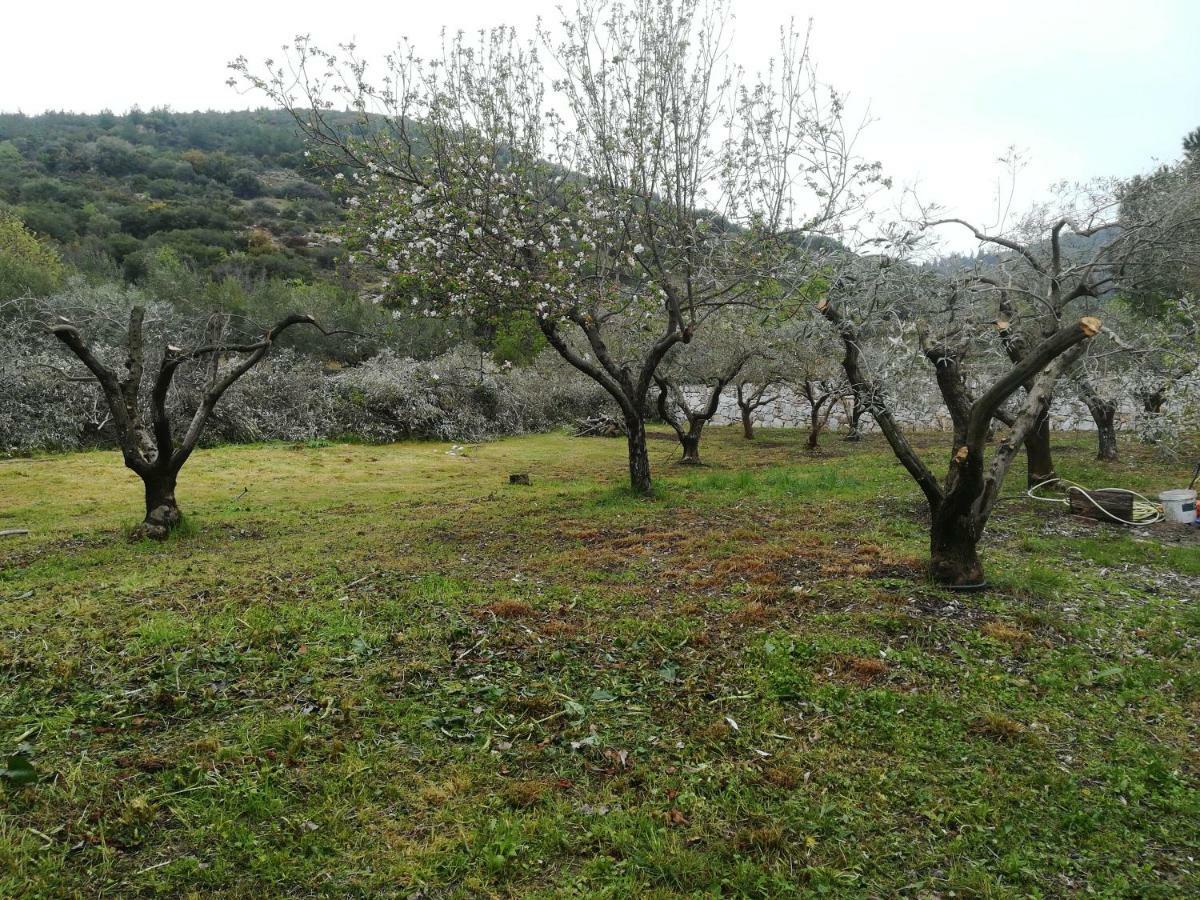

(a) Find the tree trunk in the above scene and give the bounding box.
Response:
[843,396,863,442]
[741,406,755,440]
[929,510,985,587]
[679,432,702,465]
[1136,388,1165,444]
[1074,377,1119,461]
[678,417,706,465]
[139,469,181,540]
[1024,411,1056,487]
[1090,401,1118,461]
[807,410,822,450]
[625,415,653,495]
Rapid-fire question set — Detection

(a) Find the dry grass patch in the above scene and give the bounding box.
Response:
[540,619,581,638]
[971,713,1028,743]
[981,621,1034,645]
[733,824,786,853]
[505,695,558,718]
[760,764,805,789]
[419,773,475,807]
[702,551,790,588]
[728,600,776,625]
[502,780,551,808]
[835,655,889,683]
[479,599,534,619]
[693,719,736,743]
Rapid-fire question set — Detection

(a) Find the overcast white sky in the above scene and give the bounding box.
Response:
[4,0,1197,247]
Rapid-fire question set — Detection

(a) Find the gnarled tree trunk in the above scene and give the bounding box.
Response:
[1024,411,1056,487]
[800,381,838,451]
[680,429,703,464]
[140,468,182,539]
[995,314,1059,487]
[842,394,864,442]
[1089,400,1118,461]
[657,360,749,468]
[1073,374,1119,461]
[807,406,823,450]
[929,510,985,587]
[735,381,778,441]
[625,414,653,495]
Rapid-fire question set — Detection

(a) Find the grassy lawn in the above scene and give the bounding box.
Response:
[1,428,1197,896]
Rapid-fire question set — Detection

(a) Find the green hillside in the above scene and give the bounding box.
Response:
[0,108,347,283]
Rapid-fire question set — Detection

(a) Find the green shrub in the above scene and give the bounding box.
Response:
[0,211,64,301]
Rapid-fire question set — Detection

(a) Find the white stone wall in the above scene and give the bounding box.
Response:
[682,385,1136,433]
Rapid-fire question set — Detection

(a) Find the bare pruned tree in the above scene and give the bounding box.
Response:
[797,378,844,451]
[654,357,752,465]
[652,309,773,462]
[48,306,338,537]
[728,324,805,440]
[819,255,1101,586]
[1068,366,1120,460]
[734,377,782,440]
[919,165,1200,477]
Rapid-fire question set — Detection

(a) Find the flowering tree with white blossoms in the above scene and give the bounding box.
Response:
[231,0,880,494]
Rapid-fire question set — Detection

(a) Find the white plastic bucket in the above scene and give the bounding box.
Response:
[1159,489,1197,524]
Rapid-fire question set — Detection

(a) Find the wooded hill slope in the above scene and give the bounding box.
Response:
[0,108,348,283]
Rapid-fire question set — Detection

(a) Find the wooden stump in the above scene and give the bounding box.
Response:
[1067,487,1134,523]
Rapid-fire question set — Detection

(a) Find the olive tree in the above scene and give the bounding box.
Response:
[1124,293,1200,452]
[652,317,763,464]
[232,0,878,494]
[775,321,847,450]
[819,254,1102,587]
[46,302,338,537]
[921,170,1200,480]
[733,362,786,440]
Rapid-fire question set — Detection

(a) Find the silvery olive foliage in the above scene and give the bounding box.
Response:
[1,286,612,455]
[1126,294,1200,456]
[1133,367,1200,457]
[326,346,611,443]
[180,348,335,445]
